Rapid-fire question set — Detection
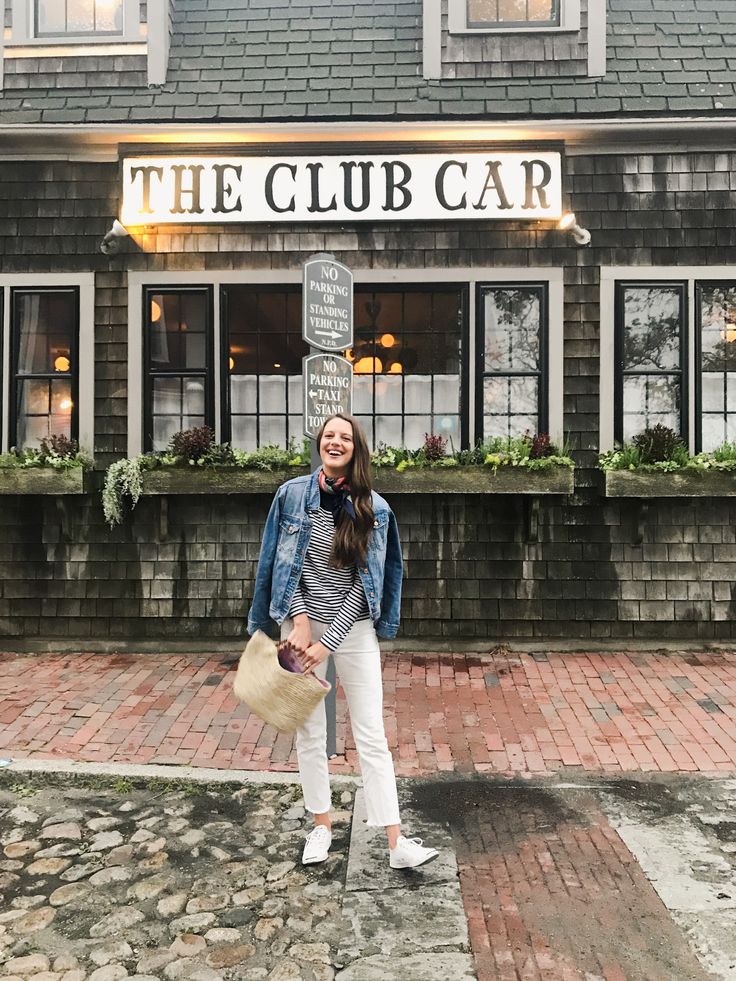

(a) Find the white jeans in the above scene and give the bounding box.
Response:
[282,617,401,828]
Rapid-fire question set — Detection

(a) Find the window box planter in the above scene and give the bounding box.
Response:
[0,468,90,495]
[604,469,736,498]
[374,465,574,495]
[139,465,574,497]
[140,467,310,496]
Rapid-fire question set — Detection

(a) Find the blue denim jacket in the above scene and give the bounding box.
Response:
[247,469,403,639]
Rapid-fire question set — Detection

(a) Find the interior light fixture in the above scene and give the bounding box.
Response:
[558,212,591,246]
[54,356,70,372]
[100,219,130,255]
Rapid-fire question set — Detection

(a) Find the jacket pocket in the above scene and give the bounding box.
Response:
[276,515,301,561]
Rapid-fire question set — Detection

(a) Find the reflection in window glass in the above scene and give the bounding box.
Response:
[467,0,559,26]
[224,287,306,451]
[623,287,681,371]
[13,289,77,449]
[350,288,463,451]
[617,284,684,443]
[36,0,123,35]
[145,289,211,452]
[699,283,736,452]
[480,285,545,440]
[622,376,680,442]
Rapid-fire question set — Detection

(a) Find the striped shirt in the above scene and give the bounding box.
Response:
[287,506,369,652]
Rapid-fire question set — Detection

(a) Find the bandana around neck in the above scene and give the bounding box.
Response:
[318,469,356,521]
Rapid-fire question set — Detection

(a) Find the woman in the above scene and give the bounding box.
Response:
[248,413,437,870]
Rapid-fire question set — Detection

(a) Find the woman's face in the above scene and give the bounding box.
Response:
[319,418,355,478]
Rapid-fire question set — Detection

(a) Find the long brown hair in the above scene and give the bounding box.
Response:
[316,414,374,568]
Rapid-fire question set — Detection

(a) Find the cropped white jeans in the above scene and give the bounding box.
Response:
[281,617,401,828]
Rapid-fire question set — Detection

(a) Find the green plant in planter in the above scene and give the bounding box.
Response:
[372,432,572,472]
[0,434,91,471]
[102,429,312,526]
[600,425,691,472]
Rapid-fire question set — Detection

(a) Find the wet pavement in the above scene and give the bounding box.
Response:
[1,645,736,978]
[0,768,735,980]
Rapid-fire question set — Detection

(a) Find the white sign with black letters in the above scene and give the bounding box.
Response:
[121,152,562,225]
[303,354,353,439]
[302,256,353,352]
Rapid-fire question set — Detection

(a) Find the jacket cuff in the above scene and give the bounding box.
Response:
[375,620,399,639]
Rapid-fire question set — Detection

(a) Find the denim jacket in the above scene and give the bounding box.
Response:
[247,470,403,639]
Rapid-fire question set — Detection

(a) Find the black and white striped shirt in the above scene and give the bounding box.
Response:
[287,506,369,652]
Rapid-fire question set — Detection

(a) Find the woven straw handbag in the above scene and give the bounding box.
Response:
[232,630,331,732]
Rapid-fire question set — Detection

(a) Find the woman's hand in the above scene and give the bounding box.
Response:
[287,615,312,653]
[300,641,331,675]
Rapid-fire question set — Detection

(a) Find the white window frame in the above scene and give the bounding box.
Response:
[0,273,95,455]
[600,265,736,454]
[11,0,142,44]
[448,0,580,34]
[127,268,564,458]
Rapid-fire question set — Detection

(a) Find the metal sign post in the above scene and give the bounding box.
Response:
[302,254,354,758]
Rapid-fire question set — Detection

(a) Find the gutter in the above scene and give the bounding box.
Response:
[1,116,736,161]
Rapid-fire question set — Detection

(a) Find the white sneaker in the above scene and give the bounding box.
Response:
[302,825,332,865]
[389,835,439,869]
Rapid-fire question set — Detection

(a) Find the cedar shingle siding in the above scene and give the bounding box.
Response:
[1,2,735,644]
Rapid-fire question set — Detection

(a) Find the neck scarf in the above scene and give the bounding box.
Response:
[318,469,356,522]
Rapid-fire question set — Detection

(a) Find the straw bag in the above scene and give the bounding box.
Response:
[232,630,331,732]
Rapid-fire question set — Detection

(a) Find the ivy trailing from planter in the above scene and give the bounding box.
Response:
[102,427,311,527]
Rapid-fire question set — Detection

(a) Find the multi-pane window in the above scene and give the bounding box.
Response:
[35,0,124,35]
[479,284,546,439]
[467,0,559,27]
[144,288,213,452]
[350,287,465,451]
[11,289,78,449]
[698,282,736,452]
[615,283,686,443]
[222,287,307,451]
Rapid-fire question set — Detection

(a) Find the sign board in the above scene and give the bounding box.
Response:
[303,354,353,439]
[302,257,353,351]
[121,152,563,225]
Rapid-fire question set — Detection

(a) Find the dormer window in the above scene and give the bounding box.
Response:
[467,0,560,29]
[35,0,124,37]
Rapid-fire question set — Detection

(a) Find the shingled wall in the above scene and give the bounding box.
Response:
[2,147,736,644]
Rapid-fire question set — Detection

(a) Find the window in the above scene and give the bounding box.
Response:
[467,0,559,28]
[129,272,562,458]
[11,288,78,449]
[350,287,466,450]
[143,288,214,452]
[697,282,736,452]
[478,283,547,439]
[222,287,306,452]
[614,283,686,444]
[602,270,736,455]
[35,0,124,36]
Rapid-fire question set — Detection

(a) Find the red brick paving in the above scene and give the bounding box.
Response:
[411,781,709,981]
[0,648,734,775]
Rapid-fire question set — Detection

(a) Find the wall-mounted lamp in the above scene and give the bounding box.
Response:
[100,219,130,255]
[558,212,591,246]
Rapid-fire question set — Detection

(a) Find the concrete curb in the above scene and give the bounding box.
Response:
[0,757,360,788]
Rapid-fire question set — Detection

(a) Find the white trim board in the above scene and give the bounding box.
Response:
[127,267,565,457]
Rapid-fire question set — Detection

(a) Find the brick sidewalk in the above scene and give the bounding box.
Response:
[1,648,735,775]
